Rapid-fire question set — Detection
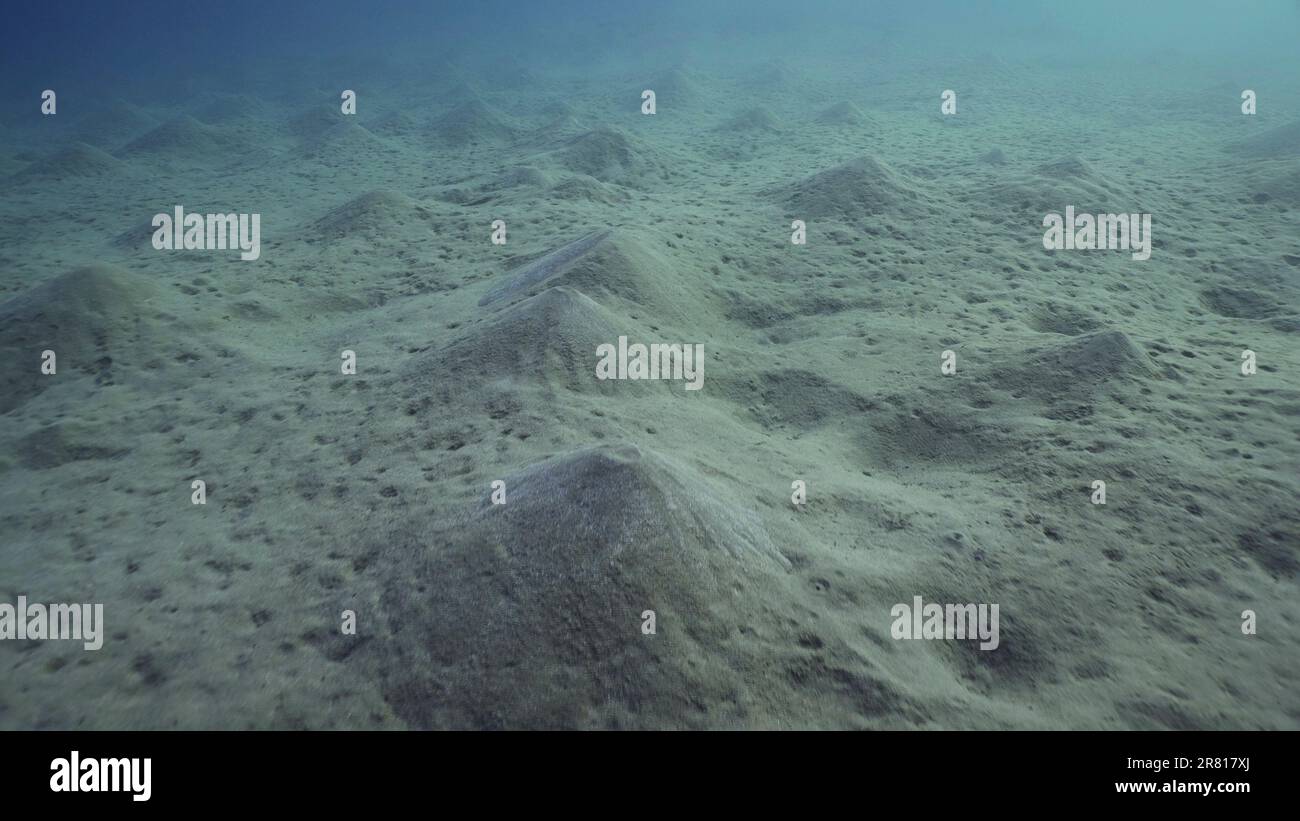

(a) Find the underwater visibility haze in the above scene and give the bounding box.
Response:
[0,0,1298,730]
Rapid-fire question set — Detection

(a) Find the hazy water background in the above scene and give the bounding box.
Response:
[6,1,1300,104]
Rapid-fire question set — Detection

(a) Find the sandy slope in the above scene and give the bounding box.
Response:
[0,53,1297,729]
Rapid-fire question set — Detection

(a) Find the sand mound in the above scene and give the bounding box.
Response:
[479,230,611,306]
[1034,156,1099,179]
[715,106,781,133]
[13,422,130,470]
[492,165,550,188]
[1027,300,1103,335]
[1199,285,1285,319]
[478,229,675,315]
[722,368,876,430]
[1230,119,1300,158]
[70,102,157,147]
[488,59,540,90]
[120,115,248,158]
[992,330,1158,401]
[368,109,420,136]
[375,443,788,728]
[0,265,157,414]
[868,403,1010,466]
[540,99,578,120]
[816,101,868,126]
[190,92,273,124]
[300,121,389,156]
[428,100,515,146]
[978,155,1129,216]
[741,58,797,88]
[437,166,547,201]
[641,67,703,107]
[771,155,918,219]
[412,286,636,395]
[113,218,159,252]
[437,78,488,107]
[546,127,661,185]
[529,111,588,145]
[11,142,126,182]
[548,174,631,204]
[287,106,346,138]
[311,190,434,239]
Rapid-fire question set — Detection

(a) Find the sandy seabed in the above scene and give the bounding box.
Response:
[0,52,1297,729]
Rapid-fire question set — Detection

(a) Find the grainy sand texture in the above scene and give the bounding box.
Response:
[1,1,1298,729]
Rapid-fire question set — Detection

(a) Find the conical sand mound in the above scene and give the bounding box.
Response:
[977,155,1129,216]
[368,109,420,137]
[478,229,675,315]
[113,217,160,252]
[438,78,487,107]
[491,165,551,189]
[715,106,781,133]
[529,111,587,145]
[12,421,130,471]
[0,265,158,414]
[641,67,703,107]
[548,174,631,204]
[311,190,434,240]
[741,58,798,88]
[771,155,918,219]
[866,402,1011,466]
[816,101,868,126]
[1034,156,1099,180]
[287,106,347,139]
[488,60,540,90]
[120,115,248,158]
[374,443,788,729]
[546,127,662,185]
[990,330,1159,401]
[412,286,637,394]
[11,142,126,182]
[428,100,514,146]
[189,92,274,125]
[300,121,388,157]
[479,230,611,306]
[539,99,578,120]
[71,102,157,147]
